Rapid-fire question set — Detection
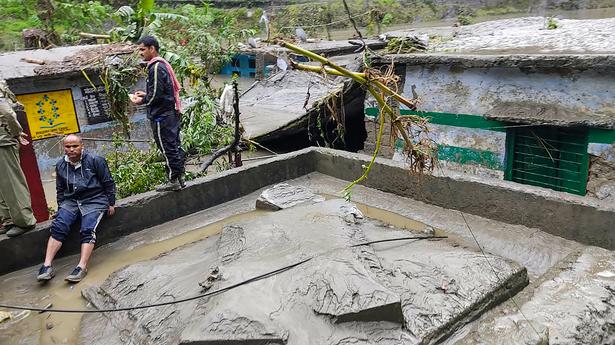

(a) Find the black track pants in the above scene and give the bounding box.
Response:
[151,114,185,180]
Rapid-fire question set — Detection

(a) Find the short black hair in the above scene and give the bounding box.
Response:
[137,35,160,52]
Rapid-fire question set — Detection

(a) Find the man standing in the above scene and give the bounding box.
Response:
[131,35,185,192]
[0,80,37,237]
[37,134,116,283]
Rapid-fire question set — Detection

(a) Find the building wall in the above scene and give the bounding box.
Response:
[8,73,151,177]
[363,63,615,200]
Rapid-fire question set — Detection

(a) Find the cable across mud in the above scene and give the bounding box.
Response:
[0,235,446,314]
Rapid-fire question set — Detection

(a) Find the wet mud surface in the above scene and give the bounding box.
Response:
[79,198,527,345]
[1,173,614,344]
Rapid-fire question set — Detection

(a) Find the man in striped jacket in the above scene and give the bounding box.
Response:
[132,36,185,192]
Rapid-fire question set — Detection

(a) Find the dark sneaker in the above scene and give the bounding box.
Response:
[156,179,183,192]
[65,266,87,283]
[6,225,35,237]
[37,265,55,281]
[0,221,13,234]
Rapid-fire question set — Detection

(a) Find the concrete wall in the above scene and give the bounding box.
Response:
[2,147,614,275]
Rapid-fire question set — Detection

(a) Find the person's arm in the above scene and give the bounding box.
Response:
[141,62,172,107]
[55,163,66,206]
[94,156,116,207]
[0,99,23,138]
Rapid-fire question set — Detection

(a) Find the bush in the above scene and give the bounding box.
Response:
[457,15,474,26]
[105,137,168,199]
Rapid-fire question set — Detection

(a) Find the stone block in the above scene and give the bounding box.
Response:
[255,183,324,211]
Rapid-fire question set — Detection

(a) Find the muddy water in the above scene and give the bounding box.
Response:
[0,199,448,344]
[0,210,264,345]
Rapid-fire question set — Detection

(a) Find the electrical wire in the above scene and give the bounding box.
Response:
[278,11,373,31]
[434,161,543,339]
[0,235,446,314]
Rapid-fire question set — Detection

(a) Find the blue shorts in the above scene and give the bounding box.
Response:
[50,208,105,244]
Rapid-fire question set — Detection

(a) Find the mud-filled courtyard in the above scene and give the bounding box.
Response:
[1,172,614,345]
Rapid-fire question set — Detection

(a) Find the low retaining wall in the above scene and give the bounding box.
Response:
[0,150,316,275]
[1,147,613,275]
[314,148,615,250]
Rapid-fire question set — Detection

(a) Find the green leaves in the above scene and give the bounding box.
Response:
[181,88,233,156]
[114,5,134,19]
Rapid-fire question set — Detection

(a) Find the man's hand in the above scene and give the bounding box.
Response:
[129,94,143,105]
[134,91,146,97]
[108,206,115,216]
[18,132,30,146]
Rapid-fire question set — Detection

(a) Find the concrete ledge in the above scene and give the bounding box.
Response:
[372,53,615,71]
[2,147,614,275]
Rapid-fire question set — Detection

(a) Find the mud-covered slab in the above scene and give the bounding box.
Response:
[456,246,615,345]
[255,183,324,210]
[80,199,527,345]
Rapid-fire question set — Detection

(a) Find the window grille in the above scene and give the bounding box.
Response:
[505,126,589,195]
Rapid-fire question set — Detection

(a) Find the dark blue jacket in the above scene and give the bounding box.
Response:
[56,151,116,212]
[143,61,176,120]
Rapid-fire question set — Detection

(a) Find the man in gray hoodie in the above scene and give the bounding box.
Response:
[0,80,37,237]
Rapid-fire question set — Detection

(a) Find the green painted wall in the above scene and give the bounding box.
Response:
[366,108,614,177]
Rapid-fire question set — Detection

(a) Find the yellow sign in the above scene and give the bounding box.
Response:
[16,89,80,140]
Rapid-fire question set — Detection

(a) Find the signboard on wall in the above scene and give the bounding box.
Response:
[16,89,80,140]
[81,85,112,124]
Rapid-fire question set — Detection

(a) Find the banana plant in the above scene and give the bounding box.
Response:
[110,0,186,42]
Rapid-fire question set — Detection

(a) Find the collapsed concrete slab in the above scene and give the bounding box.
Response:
[79,198,527,345]
[239,55,368,151]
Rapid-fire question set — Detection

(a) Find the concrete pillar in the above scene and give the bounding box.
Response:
[255,53,265,81]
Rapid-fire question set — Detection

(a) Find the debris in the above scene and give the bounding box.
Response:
[38,303,53,314]
[295,27,308,43]
[46,322,54,330]
[385,35,429,54]
[20,57,46,65]
[34,43,135,76]
[597,270,615,278]
[0,311,11,323]
[198,266,221,291]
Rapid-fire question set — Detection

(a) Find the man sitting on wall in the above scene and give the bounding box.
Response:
[37,134,116,283]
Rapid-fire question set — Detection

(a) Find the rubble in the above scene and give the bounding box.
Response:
[34,43,135,76]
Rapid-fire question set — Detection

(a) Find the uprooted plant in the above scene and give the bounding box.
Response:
[274,40,437,200]
[82,51,143,137]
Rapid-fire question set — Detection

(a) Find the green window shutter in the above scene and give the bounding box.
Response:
[505,126,589,195]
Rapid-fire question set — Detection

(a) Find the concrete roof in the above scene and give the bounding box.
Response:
[0,45,97,80]
[386,17,615,55]
[372,53,615,70]
[240,54,360,141]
